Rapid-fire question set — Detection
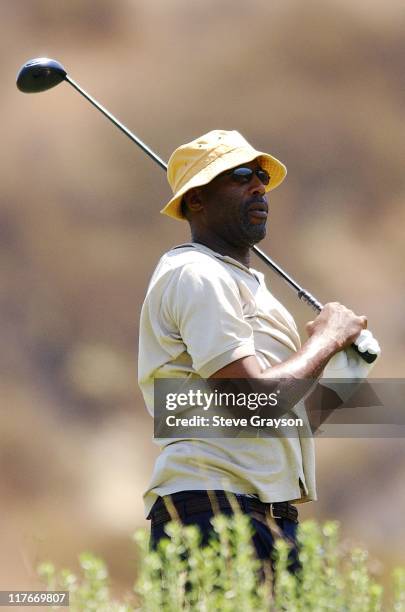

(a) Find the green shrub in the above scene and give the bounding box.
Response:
[38,518,405,611]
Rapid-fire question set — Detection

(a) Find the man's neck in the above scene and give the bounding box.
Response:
[191,231,251,268]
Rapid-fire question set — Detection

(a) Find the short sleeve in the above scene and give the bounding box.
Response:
[163,262,256,377]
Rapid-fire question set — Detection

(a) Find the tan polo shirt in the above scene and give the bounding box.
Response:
[138,243,316,517]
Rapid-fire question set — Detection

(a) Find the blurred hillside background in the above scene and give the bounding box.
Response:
[1,0,405,598]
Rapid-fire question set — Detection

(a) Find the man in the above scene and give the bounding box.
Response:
[138,129,378,565]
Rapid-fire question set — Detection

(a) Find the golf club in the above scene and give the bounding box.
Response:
[16,57,376,364]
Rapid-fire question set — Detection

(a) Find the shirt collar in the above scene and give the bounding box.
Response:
[171,242,263,280]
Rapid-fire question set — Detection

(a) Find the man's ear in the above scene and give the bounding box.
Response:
[183,188,204,213]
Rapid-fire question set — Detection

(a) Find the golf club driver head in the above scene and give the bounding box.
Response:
[17,58,67,93]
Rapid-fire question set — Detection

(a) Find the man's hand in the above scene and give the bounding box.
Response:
[211,301,374,417]
[306,302,367,354]
[212,302,369,382]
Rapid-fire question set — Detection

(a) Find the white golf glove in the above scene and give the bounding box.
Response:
[320,330,381,402]
[353,329,381,357]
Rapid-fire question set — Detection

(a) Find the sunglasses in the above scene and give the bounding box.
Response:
[224,166,271,186]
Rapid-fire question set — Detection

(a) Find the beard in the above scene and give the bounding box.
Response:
[238,206,267,246]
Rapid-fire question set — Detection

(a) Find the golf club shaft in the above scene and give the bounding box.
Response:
[62,74,375,363]
[65,75,320,306]
[252,247,323,311]
[66,75,167,170]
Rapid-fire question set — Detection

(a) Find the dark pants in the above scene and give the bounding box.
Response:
[149,490,300,574]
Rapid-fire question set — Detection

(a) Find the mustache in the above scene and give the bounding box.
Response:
[245,196,268,213]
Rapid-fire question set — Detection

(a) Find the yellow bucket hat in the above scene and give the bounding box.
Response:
[160,129,287,221]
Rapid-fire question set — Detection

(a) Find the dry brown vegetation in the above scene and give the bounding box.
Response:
[1,0,404,594]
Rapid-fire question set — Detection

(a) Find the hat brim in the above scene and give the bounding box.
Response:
[160,146,287,221]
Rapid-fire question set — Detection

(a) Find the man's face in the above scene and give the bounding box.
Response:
[198,159,269,248]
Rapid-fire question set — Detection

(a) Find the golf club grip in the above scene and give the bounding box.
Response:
[297,291,377,364]
[350,344,377,364]
[252,249,378,365]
